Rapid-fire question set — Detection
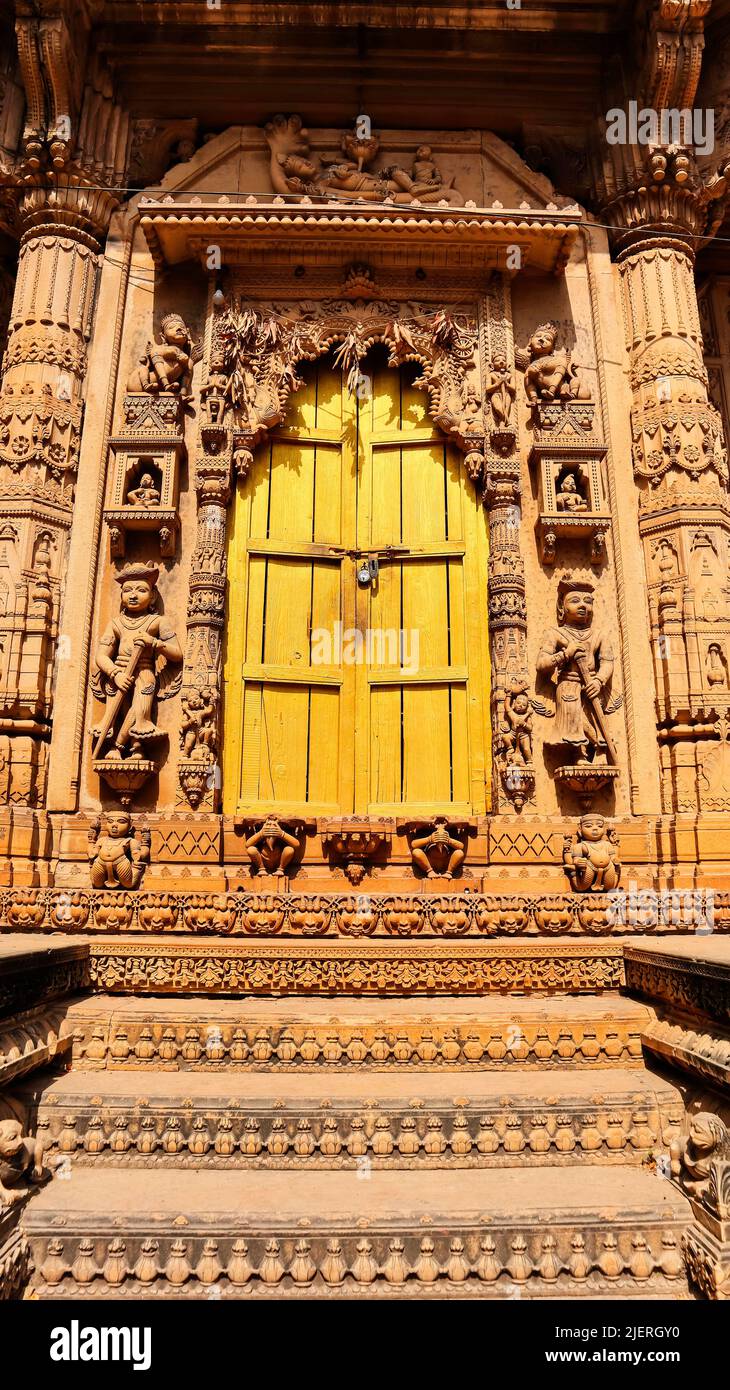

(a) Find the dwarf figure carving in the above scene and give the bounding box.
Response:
[670,1112,729,1201]
[535,578,617,765]
[91,563,182,760]
[519,322,592,404]
[0,1095,51,1207]
[562,814,621,892]
[88,810,151,889]
[127,313,194,398]
[498,678,533,767]
[245,817,301,876]
[411,819,465,878]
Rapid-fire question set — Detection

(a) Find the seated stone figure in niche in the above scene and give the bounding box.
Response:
[535,578,615,764]
[245,817,301,876]
[91,562,182,760]
[126,472,161,508]
[410,819,465,878]
[127,313,194,398]
[555,473,588,513]
[519,322,592,404]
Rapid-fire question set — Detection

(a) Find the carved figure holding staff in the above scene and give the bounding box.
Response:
[535,577,617,764]
[91,563,182,759]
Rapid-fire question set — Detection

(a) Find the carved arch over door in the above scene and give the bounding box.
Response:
[201,296,487,491]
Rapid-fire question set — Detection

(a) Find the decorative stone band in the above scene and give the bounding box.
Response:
[63,1000,649,1069]
[36,1094,680,1167]
[25,1222,689,1298]
[0,1003,73,1086]
[82,938,624,996]
[624,946,730,1028]
[0,889,723,938]
[642,1018,730,1093]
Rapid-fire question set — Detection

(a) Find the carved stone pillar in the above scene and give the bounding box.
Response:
[0,199,108,804]
[608,208,730,814]
[481,278,533,813]
[0,13,129,808]
[177,402,232,813]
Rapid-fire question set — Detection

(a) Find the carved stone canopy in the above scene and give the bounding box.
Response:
[137,125,583,276]
[141,197,580,277]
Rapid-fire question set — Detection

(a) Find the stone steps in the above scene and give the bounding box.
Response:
[23,1164,692,1299]
[63,993,652,1069]
[18,1064,683,1168]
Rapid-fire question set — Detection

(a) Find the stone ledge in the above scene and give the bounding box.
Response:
[0,936,91,1021]
[24,1067,682,1167]
[642,1018,730,1092]
[22,1165,690,1299]
[625,941,730,1027]
[61,993,652,1068]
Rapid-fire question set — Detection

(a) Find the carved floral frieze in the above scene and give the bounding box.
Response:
[1,888,723,938]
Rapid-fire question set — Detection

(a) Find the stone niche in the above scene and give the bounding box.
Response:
[526,396,611,567]
[104,394,184,560]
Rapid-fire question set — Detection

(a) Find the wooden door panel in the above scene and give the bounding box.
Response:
[224,352,490,819]
[224,359,353,816]
[359,359,488,816]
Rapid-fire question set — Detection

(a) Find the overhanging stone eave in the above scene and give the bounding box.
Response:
[138,200,582,275]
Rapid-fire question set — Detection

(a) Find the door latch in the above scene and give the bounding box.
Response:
[358,555,379,586]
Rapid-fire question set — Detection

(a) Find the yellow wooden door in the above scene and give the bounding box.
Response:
[223,351,490,817]
[357,355,491,815]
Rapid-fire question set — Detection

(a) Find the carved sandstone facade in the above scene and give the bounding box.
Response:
[0,0,729,1305]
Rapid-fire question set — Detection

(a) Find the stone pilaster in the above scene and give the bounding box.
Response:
[481,278,533,813]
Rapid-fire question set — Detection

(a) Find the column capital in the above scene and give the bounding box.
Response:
[7,5,130,243]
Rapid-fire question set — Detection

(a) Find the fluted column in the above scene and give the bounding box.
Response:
[611,207,730,813]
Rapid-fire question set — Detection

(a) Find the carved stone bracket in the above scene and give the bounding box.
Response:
[320,818,393,885]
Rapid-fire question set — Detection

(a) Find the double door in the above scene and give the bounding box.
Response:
[223,350,491,817]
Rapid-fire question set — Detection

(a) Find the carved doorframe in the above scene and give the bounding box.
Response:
[178,281,529,816]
